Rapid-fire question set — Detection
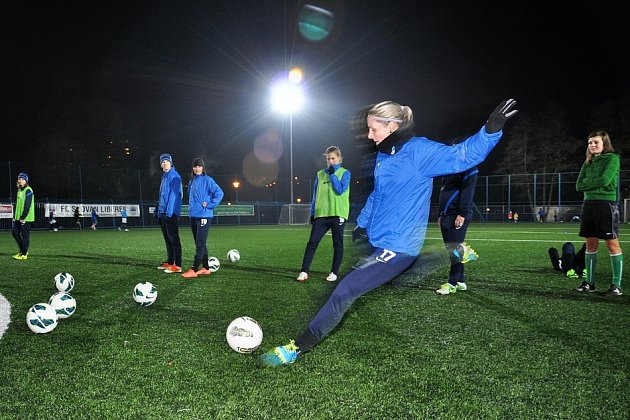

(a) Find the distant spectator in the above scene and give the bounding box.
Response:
[513,212,519,223]
[538,208,545,222]
[49,206,57,231]
[90,207,98,230]
[119,207,129,231]
[507,211,513,222]
[73,206,82,230]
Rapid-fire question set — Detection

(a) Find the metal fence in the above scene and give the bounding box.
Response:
[1,160,629,229]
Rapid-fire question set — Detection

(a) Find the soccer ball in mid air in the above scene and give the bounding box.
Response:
[54,272,75,292]
[226,316,263,353]
[133,282,157,306]
[48,292,77,319]
[26,303,59,334]
[227,249,240,262]
[208,256,220,272]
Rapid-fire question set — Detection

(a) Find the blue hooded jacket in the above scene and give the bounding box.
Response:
[158,166,182,217]
[438,166,479,220]
[356,126,501,256]
[188,174,224,218]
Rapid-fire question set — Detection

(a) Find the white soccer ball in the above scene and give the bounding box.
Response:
[133,282,157,306]
[227,249,240,262]
[208,256,220,272]
[26,303,58,334]
[226,316,263,353]
[54,272,75,292]
[48,292,77,319]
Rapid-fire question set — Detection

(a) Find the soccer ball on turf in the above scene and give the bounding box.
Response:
[48,292,76,319]
[226,316,263,353]
[133,282,157,306]
[227,249,240,262]
[26,303,58,334]
[208,256,220,272]
[54,272,75,292]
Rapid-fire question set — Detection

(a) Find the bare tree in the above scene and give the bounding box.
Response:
[590,89,630,167]
[495,103,578,217]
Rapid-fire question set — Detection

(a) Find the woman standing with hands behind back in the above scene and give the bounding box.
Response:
[575,131,623,296]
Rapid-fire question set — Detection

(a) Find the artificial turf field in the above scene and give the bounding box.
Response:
[0,223,628,419]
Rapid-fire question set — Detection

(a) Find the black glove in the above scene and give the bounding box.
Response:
[327,165,335,175]
[310,216,314,224]
[485,99,518,134]
[352,226,367,243]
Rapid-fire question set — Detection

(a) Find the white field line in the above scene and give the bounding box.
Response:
[210,226,630,243]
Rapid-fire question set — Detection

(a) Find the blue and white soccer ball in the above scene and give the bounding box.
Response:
[227,249,240,263]
[48,292,76,319]
[54,272,75,292]
[26,303,59,334]
[208,256,220,272]
[226,316,263,354]
[133,282,157,306]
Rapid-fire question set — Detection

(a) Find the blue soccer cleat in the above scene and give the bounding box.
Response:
[452,242,478,264]
[260,340,299,366]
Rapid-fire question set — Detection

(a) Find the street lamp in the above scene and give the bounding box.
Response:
[232,180,240,203]
[271,69,305,206]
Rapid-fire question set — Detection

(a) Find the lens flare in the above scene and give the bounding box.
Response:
[243,152,279,187]
[254,128,284,164]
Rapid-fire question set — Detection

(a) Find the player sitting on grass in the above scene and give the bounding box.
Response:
[549,242,586,279]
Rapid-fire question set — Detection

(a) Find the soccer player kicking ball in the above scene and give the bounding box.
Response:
[261,98,517,366]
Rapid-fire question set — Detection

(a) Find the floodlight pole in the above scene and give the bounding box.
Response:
[270,73,304,223]
[289,113,294,206]
[288,114,294,224]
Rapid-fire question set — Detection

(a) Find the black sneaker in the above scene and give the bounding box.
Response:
[575,281,596,292]
[605,285,623,296]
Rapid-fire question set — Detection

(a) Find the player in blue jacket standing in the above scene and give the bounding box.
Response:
[436,163,478,295]
[262,98,518,366]
[181,158,224,278]
[156,153,183,273]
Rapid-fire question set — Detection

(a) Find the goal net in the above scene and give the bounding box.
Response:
[278,204,311,225]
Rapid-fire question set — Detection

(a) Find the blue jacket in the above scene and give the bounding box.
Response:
[357,126,501,256]
[188,174,224,218]
[158,167,182,217]
[438,166,479,220]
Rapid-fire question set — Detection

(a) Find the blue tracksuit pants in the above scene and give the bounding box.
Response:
[297,247,417,352]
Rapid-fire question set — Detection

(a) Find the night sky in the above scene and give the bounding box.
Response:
[3,1,628,189]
